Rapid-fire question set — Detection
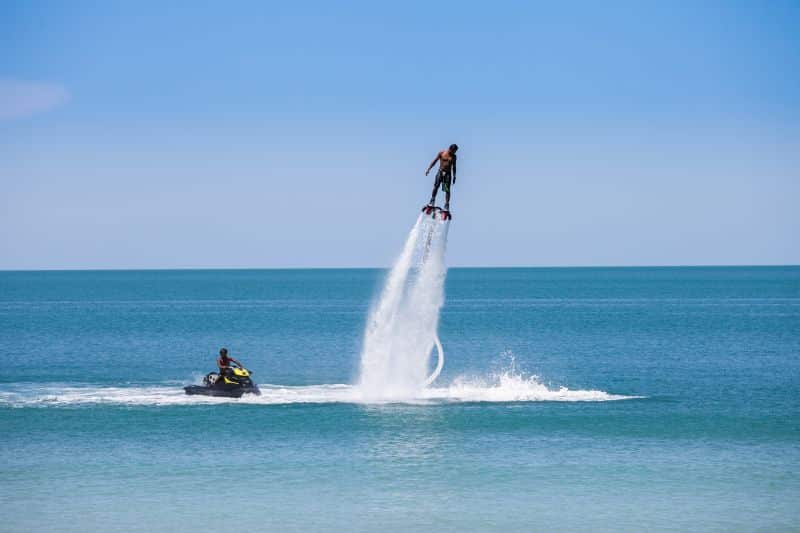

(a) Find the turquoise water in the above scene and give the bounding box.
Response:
[1,267,799,531]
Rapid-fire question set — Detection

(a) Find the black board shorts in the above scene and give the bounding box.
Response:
[434,169,452,193]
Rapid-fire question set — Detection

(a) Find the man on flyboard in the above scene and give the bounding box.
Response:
[423,144,458,220]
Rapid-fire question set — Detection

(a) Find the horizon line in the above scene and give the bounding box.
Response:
[1,263,798,273]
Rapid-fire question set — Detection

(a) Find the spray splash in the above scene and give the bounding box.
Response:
[357,213,450,400]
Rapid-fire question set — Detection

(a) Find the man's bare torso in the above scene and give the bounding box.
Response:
[438,150,456,174]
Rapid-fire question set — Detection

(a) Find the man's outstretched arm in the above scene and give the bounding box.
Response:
[452,157,457,184]
[425,153,441,176]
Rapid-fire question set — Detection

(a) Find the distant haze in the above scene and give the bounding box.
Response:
[1,1,798,269]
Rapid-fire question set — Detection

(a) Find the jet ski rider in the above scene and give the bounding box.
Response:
[217,348,242,379]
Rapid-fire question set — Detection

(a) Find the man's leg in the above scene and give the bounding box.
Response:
[442,174,452,210]
[429,176,440,205]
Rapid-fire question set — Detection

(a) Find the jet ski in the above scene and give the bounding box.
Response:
[422,204,452,220]
[184,364,261,398]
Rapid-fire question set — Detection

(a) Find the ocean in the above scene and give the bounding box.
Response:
[1,266,798,531]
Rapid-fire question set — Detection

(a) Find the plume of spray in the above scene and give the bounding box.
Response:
[357,213,450,400]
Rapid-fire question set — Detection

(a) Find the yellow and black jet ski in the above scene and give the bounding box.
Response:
[184,365,261,398]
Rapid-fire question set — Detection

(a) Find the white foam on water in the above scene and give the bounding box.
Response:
[0,368,639,408]
[424,374,633,402]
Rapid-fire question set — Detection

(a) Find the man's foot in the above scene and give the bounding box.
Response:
[444,204,450,211]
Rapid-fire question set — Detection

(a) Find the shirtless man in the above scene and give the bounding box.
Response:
[216,347,242,378]
[425,144,458,211]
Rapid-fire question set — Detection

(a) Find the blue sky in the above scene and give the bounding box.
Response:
[1,0,798,268]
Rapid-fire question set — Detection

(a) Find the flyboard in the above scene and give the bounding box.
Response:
[422,204,452,221]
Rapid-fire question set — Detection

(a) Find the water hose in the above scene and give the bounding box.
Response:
[423,334,444,387]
